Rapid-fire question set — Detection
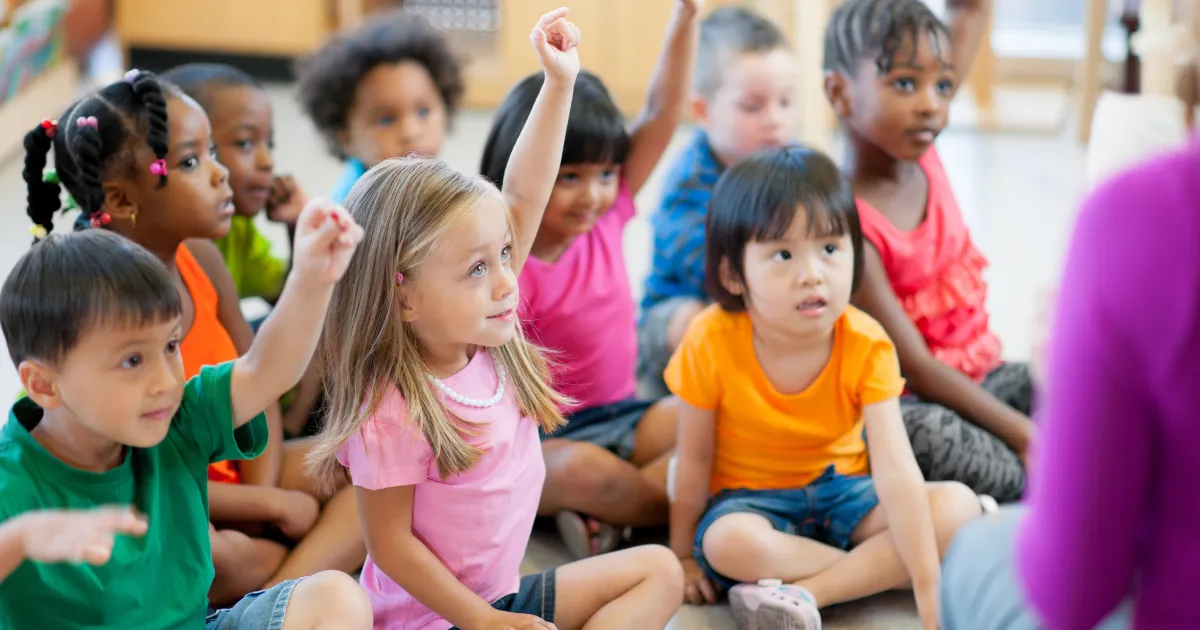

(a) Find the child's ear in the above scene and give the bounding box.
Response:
[19,360,63,411]
[396,287,419,323]
[102,181,138,224]
[689,94,709,128]
[718,256,744,297]
[824,70,853,119]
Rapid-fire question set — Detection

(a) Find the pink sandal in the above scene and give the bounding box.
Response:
[728,581,822,630]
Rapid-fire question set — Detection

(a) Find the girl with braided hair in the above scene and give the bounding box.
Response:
[21,70,364,607]
[820,0,1035,503]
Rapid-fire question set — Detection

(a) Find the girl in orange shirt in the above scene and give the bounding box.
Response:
[667,147,980,630]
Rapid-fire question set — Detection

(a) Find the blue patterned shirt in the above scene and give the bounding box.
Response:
[641,130,724,313]
[331,158,367,204]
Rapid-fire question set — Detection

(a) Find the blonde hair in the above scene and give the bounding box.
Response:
[307,158,567,489]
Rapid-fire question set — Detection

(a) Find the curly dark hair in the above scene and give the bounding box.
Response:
[823,0,949,76]
[294,10,464,159]
[23,70,176,242]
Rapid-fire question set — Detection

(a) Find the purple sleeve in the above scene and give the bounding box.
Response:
[1015,158,1189,628]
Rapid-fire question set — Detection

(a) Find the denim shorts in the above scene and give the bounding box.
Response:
[542,399,655,459]
[694,466,879,590]
[206,578,302,630]
[451,571,556,629]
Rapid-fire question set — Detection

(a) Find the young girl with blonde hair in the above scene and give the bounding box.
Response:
[307,10,683,630]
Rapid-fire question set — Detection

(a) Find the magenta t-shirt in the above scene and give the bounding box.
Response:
[336,349,544,630]
[519,180,638,412]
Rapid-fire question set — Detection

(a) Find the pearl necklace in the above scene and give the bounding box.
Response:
[428,355,506,408]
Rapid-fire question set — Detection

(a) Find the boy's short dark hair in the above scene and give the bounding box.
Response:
[161,63,264,112]
[1,231,181,367]
[295,10,463,159]
[705,146,863,312]
[480,70,629,187]
[694,7,791,98]
[823,0,950,76]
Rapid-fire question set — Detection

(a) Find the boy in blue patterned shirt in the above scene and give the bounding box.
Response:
[639,7,799,396]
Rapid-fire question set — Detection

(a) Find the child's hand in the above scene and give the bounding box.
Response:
[19,507,148,565]
[914,583,940,630]
[265,175,308,226]
[290,198,364,286]
[478,611,556,630]
[529,8,580,85]
[270,489,320,540]
[680,557,719,605]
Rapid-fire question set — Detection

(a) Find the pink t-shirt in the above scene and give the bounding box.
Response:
[518,180,638,412]
[336,349,545,630]
[856,148,1002,382]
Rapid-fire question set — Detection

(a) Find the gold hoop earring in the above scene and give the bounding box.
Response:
[130,211,137,228]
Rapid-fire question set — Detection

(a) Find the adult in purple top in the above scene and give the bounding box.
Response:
[941,140,1200,629]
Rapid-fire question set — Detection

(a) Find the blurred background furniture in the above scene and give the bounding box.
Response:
[0,0,78,159]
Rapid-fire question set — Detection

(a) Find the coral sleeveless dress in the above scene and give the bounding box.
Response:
[856,148,1002,382]
[177,244,243,483]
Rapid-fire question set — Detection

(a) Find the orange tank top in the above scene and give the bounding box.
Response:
[856,148,1002,382]
[177,244,243,484]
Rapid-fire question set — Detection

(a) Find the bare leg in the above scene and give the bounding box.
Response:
[795,482,981,607]
[553,546,684,630]
[280,570,373,630]
[702,513,847,583]
[540,440,669,526]
[209,526,288,607]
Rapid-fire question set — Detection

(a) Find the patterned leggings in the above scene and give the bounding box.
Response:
[902,362,1033,503]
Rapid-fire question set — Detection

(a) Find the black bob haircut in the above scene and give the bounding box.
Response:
[295,10,464,160]
[705,146,863,313]
[23,70,178,239]
[161,63,264,111]
[823,0,950,76]
[480,70,628,187]
[1,230,181,368]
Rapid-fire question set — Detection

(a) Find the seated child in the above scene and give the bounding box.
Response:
[21,71,365,605]
[161,63,308,305]
[295,10,463,202]
[306,11,684,629]
[162,63,319,437]
[668,147,980,630]
[822,0,1033,502]
[638,6,798,398]
[0,201,371,628]
[479,0,701,558]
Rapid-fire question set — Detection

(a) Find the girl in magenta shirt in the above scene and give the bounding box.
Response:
[479,0,702,559]
[823,0,1032,503]
[307,12,683,629]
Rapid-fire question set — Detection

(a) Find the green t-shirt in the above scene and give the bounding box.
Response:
[0,362,268,629]
[214,215,288,301]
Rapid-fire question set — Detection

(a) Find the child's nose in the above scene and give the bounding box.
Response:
[493,265,516,299]
[255,143,274,172]
[795,255,822,285]
[210,157,230,185]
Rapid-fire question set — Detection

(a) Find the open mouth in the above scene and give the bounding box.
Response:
[908,128,937,143]
[218,196,235,216]
[797,297,827,314]
[488,308,515,321]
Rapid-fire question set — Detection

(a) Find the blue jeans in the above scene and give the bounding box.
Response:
[694,465,879,590]
[941,507,1130,629]
[206,578,302,630]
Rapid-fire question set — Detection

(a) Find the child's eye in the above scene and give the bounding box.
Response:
[558,172,579,184]
[377,115,396,126]
[166,339,180,355]
[267,137,276,151]
[771,250,792,262]
[235,140,253,153]
[739,102,764,113]
[469,262,487,278]
[500,245,512,262]
[209,145,219,159]
[936,79,954,95]
[822,243,839,255]
[121,353,143,369]
[416,107,431,119]
[893,77,916,93]
[599,169,617,181]
[179,156,199,170]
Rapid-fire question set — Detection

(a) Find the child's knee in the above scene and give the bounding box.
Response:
[547,442,633,498]
[287,571,372,628]
[702,514,773,574]
[928,481,983,551]
[633,545,685,599]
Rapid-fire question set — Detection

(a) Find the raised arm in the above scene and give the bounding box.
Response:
[503,8,580,277]
[945,0,991,97]
[229,200,363,426]
[623,0,703,196]
[852,244,1033,458]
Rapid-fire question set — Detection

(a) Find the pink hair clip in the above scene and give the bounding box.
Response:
[89,212,111,228]
[149,159,167,177]
[40,118,56,138]
[124,69,140,84]
[75,116,98,129]
[395,272,405,285]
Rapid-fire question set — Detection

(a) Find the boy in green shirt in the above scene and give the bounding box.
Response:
[0,201,370,629]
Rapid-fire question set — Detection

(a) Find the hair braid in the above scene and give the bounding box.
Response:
[824,0,948,76]
[22,122,60,242]
[130,72,170,187]
[68,121,105,218]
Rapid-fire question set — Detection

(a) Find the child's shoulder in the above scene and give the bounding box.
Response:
[838,306,893,349]
[660,130,723,196]
[684,304,748,343]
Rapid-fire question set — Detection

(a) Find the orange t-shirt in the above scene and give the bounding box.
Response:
[177,244,242,484]
[665,305,905,494]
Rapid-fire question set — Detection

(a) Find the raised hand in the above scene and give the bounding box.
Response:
[289,198,364,286]
[530,8,581,85]
[265,175,308,226]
